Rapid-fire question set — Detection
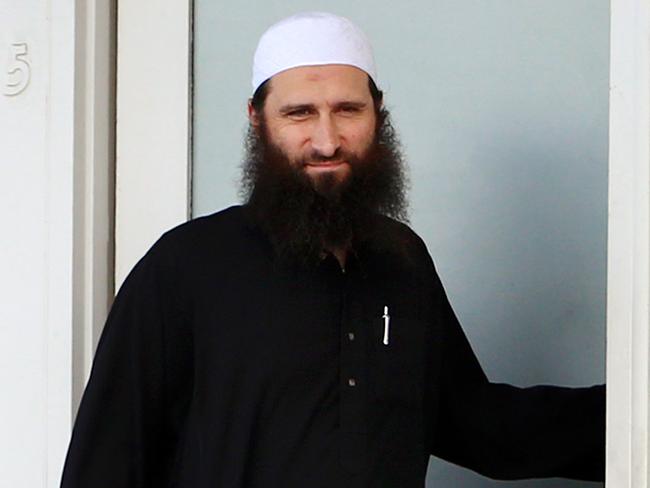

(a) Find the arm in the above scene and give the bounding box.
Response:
[60,236,192,487]
[426,262,605,481]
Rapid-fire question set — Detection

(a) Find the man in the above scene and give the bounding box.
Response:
[61,12,605,488]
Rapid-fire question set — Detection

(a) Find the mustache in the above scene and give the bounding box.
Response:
[299,148,359,165]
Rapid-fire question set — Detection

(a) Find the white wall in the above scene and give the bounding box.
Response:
[0,1,75,486]
[0,1,114,486]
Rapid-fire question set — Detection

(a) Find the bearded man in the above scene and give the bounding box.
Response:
[60,12,605,488]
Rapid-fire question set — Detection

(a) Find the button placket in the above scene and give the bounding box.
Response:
[338,268,369,475]
[338,271,367,433]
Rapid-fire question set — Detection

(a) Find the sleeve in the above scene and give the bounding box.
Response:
[426,260,606,482]
[60,236,193,488]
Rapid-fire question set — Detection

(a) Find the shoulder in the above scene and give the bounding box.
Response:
[160,205,246,241]
[367,214,433,264]
[151,205,255,254]
[354,214,439,288]
[125,206,251,276]
[144,205,271,276]
[123,205,266,299]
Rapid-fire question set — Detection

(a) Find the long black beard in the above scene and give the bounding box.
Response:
[240,107,409,267]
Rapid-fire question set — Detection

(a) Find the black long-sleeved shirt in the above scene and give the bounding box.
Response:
[60,205,605,487]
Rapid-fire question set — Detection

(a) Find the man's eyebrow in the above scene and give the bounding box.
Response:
[278,101,368,114]
[278,103,315,114]
[334,101,368,109]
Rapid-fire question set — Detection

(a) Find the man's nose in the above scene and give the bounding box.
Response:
[311,114,340,158]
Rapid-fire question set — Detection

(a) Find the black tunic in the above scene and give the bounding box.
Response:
[60,205,605,487]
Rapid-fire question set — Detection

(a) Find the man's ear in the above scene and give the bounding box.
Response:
[248,99,260,127]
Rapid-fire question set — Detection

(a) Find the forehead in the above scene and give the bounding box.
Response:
[265,64,372,107]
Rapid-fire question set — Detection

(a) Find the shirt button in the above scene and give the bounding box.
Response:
[348,332,355,341]
[348,378,357,387]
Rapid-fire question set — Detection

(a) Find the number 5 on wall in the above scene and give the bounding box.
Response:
[4,43,31,97]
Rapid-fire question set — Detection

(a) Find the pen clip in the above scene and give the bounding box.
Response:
[382,306,390,345]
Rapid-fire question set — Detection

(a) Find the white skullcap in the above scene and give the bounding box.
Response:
[252,11,378,93]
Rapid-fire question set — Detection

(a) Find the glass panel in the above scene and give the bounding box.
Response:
[192,2,608,486]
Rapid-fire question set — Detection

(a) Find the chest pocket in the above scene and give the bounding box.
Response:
[366,313,428,458]
[368,314,427,408]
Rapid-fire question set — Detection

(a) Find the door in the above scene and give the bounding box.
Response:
[192,4,607,485]
[115,0,649,486]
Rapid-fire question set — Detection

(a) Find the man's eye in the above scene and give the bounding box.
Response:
[287,109,311,118]
[339,106,361,114]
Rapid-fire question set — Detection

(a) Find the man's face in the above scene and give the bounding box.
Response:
[248,64,378,193]
[242,65,408,266]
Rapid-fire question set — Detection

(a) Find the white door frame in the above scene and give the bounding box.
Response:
[2,0,115,485]
[115,1,649,485]
[72,0,116,411]
[115,0,192,287]
[606,1,650,486]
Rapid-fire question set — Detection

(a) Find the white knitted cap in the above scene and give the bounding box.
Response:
[252,12,378,93]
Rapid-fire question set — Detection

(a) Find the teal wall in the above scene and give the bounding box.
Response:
[192,2,608,486]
